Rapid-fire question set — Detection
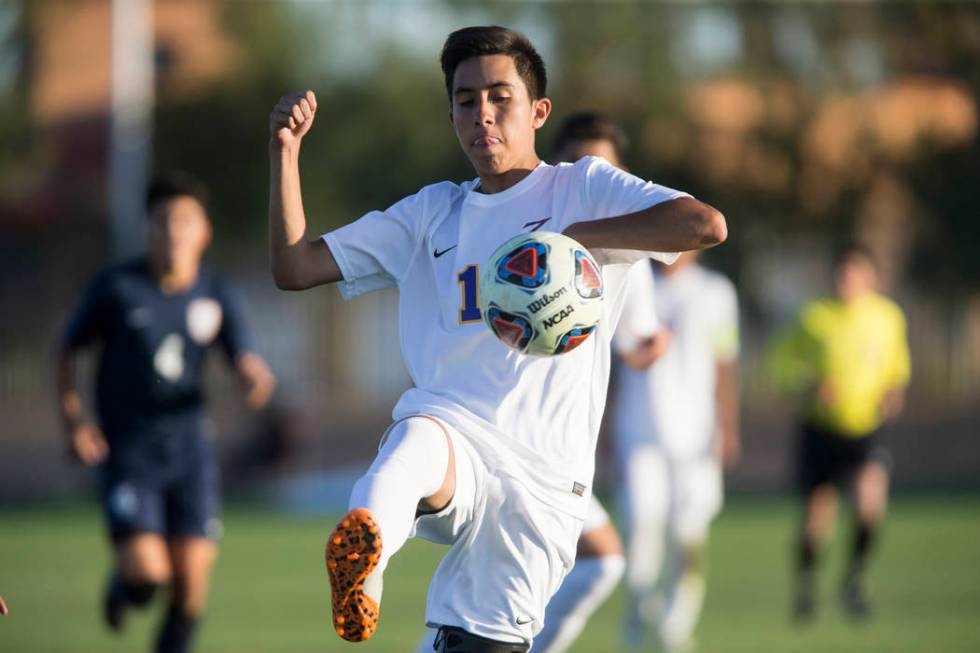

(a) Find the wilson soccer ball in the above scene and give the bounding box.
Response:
[480,231,603,356]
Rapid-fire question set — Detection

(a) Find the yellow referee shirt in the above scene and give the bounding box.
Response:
[770,293,911,437]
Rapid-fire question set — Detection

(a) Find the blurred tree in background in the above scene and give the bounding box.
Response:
[156,2,980,296]
[2,1,980,498]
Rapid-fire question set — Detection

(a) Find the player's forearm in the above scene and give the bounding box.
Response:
[236,352,276,410]
[268,144,341,290]
[716,360,740,446]
[55,351,84,432]
[566,198,726,253]
[269,144,310,288]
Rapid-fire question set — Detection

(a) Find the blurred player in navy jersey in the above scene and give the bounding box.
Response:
[55,172,275,653]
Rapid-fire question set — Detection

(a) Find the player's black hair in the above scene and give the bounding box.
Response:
[833,242,877,271]
[146,171,209,215]
[440,26,547,103]
[552,112,630,161]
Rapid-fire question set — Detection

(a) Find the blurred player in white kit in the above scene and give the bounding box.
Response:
[614,250,740,652]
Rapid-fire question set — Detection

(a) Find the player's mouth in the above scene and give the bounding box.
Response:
[472,135,502,148]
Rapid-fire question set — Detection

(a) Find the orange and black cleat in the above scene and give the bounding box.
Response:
[325,508,383,642]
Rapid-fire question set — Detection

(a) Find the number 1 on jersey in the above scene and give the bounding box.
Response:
[458,265,481,323]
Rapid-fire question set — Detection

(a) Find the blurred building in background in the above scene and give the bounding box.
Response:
[1,1,979,502]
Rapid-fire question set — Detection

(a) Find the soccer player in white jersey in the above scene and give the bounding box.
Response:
[414,111,668,653]
[613,251,740,652]
[267,26,726,651]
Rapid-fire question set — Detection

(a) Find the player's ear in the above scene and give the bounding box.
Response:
[447,107,455,126]
[531,97,551,130]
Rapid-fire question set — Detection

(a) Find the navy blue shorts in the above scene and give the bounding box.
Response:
[100,430,221,543]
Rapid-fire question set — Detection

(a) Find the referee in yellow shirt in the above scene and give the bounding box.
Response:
[770,245,911,622]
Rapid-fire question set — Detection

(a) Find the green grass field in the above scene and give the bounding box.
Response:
[1,495,978,652]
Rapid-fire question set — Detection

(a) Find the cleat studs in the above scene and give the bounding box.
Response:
[336,628,345,637]
[347,552,359,561]
[342,519,350,528]
[332,536,342,545]
[336,616,345,625]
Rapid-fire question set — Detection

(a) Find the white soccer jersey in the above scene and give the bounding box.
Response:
[324,156,688,518]
[612,263,739,460]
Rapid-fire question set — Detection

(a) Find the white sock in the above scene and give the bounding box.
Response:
[619,445,670,646]
[623,514,668,645]
[347,417,450,575]
[415,628,438,653]
[534,554,626,653]
[658,547,706,653]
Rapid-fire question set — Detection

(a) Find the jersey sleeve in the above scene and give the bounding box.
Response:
[214,278,257,361]
[710,276,740,363]
[321,190,425,300]
[612,261,660,355]
[574,156,692,267]
[61,269,112,349]
[767,303,822,395]
[887,303,911,389]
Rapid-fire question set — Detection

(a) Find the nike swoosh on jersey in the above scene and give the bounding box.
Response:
[516,616,535,625]
[433,245,457,258]
[522,217,550,231]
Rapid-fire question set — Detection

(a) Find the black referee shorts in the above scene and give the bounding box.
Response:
[796,420,892,494]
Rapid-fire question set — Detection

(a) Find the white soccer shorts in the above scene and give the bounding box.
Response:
[617,442,722,545]
[410,417,585,645]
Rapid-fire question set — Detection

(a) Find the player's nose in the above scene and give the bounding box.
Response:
[473,97,494,126]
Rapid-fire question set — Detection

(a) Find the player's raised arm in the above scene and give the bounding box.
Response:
[55,347,109,465]
[565,197,727,254]
[268,90,343,290]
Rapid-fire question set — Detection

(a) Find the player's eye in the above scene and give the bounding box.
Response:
[491,95,511,104]
[457,98,475,107]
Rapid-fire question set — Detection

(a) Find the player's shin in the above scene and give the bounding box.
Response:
[155,603,199,653]
[328,417,451,642]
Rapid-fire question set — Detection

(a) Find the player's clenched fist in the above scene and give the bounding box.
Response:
[270,90,317,148]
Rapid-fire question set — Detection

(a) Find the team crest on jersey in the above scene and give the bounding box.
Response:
[187,298,223,344]
[154,333,185,382]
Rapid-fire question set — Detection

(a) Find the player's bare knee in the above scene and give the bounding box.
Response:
[680,542,706,573]
[577,522,623,558]
[119,540,172,585]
